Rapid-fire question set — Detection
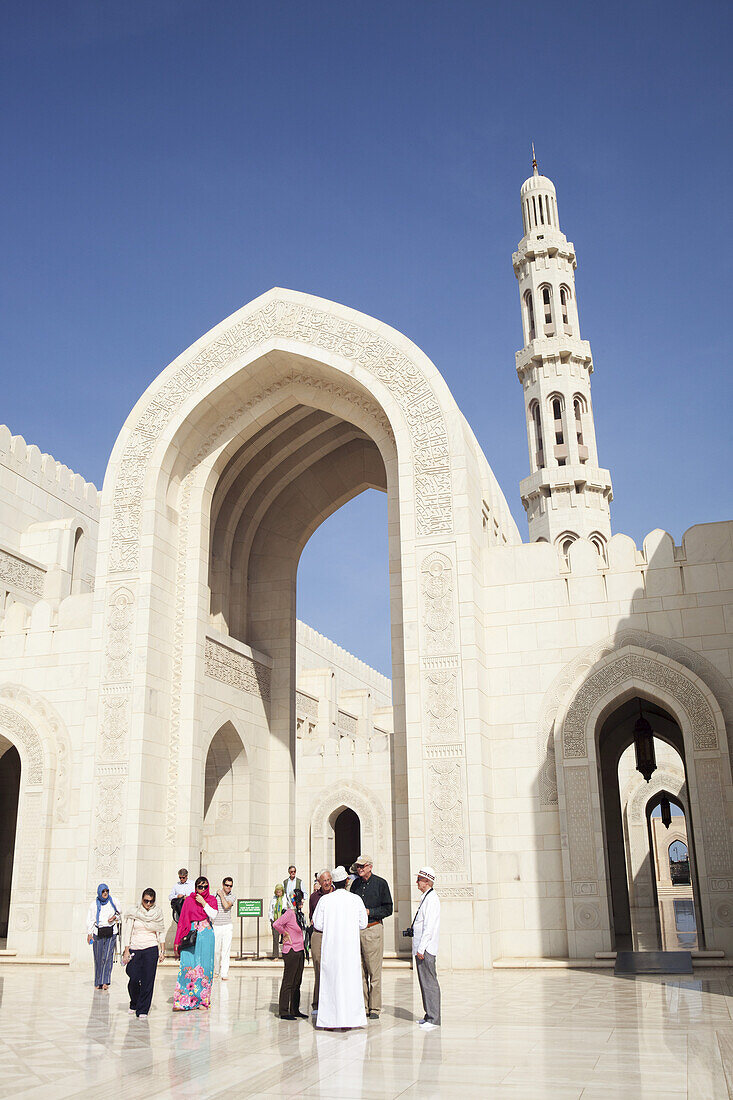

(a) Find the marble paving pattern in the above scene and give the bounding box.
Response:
[0,965,731,1098]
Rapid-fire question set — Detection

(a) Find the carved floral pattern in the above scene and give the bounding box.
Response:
[428,760,465,872]
[0,703,44,784]
[421,552,455,653]
[562,652,717,759]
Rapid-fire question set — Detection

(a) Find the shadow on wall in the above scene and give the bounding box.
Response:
[525,521,733,960]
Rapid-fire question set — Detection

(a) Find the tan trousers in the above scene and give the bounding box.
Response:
[310,930,322,1009]
[360,922,384,1013]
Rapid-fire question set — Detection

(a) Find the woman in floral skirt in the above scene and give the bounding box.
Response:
[173,876,218,1011]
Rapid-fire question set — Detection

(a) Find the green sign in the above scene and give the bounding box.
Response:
[238,899,263,918]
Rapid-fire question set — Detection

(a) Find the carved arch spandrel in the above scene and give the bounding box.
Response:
[553,645,733,955]
[106,293,462,574]
[537,629,733,806]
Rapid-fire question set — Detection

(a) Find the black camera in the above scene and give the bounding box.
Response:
[402,928,414,938]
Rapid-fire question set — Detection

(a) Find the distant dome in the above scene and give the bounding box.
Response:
[520,172,557,197]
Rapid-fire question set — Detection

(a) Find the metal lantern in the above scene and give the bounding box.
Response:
[660,793,672,830]
[633,702,657,782]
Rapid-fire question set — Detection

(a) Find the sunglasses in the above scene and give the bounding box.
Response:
[142,898,154,906]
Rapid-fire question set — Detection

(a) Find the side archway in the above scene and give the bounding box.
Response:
[554,645,733,956]
[309,783,382,879]
[0,694,56,955]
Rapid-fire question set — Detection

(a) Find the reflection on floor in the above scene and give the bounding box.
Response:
[629,899,699,952]
[0,964,731,1098]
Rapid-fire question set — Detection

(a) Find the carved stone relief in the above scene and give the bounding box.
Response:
[94,777,125,876]
[424,668,459,742]
[562,652,717,760]
[0,548,45,597]
[428,759,466,874]
[0,703,44,785]
[109,298,453,573]
[204,637,272,700]
[421,552,455,653]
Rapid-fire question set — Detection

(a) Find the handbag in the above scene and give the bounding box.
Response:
[97,924,114,939]
[178,927,197,952]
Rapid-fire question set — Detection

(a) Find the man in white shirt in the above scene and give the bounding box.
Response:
[169,868,195,923]
[212,876,235,979]
[283,865,302,904]
[411,866,441,1030]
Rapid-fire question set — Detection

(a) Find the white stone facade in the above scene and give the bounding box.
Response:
[0,171,731,968]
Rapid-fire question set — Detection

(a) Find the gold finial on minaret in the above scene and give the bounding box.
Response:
[532,142,538,176]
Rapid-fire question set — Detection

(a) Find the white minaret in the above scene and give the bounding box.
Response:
[514,151,613,557]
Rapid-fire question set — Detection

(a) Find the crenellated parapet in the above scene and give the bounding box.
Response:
[0,425,100,515]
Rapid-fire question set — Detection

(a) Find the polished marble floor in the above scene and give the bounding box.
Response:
[0,964,731,1099]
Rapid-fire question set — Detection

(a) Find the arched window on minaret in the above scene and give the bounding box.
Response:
[557,531,577,565]
[590,532,608,565]
[524,290,536,342]
[573,395,588,464]
[540,285,554,336]
[550,394,567,465]
[560,285,572,333]
[529,400,544,469]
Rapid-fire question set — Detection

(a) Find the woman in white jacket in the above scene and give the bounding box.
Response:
[86,883,120,989]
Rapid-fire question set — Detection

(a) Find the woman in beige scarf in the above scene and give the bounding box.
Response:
[121,888,166,1018]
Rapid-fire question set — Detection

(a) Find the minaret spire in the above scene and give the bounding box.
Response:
[513,162,613,556]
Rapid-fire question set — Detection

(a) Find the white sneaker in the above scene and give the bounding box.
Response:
[419,1021,439,1031]
[128,1008,136,1014]
[138,1014,148,1020]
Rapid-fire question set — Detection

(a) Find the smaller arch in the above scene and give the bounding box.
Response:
[555,530,577,564]
[560,284,572,331]
[70,527,84,594]
[528,399,544,468]
[590,532,607,565]
[523,290,536,342]
[539,284,555,335]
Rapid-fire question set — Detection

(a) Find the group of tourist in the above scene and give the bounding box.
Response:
[85,857,441,1030]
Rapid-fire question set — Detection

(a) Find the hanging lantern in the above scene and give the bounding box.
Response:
[660,793,672,829]
[633,702,657,782]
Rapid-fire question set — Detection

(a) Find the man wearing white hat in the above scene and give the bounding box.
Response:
[411,866,441,1030]
[311,865,369,1029]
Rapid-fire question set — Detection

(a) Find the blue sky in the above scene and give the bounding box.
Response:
[2,2,731,676]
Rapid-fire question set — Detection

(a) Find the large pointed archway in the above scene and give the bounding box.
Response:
[83,289,519,968]
[554,644,733,957]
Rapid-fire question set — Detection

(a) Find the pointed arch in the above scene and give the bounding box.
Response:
[553,644,733,956]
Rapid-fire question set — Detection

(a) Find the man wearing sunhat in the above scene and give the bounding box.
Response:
[349,854,393,1019]
[412,866,441,1030]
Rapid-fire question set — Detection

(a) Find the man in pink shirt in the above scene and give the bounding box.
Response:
[272,888,308,1020]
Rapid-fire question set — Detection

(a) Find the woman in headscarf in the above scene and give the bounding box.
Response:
[121,887,166,1018]
[86,883,120,990]
[268,883,289,959]
[173,875,218,1010]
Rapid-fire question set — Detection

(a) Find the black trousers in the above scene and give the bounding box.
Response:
[278,949,304,1015]
[126,945,159,1016]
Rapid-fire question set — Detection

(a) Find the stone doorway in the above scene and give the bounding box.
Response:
[333,807,361,871]
[598,697,704,951]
